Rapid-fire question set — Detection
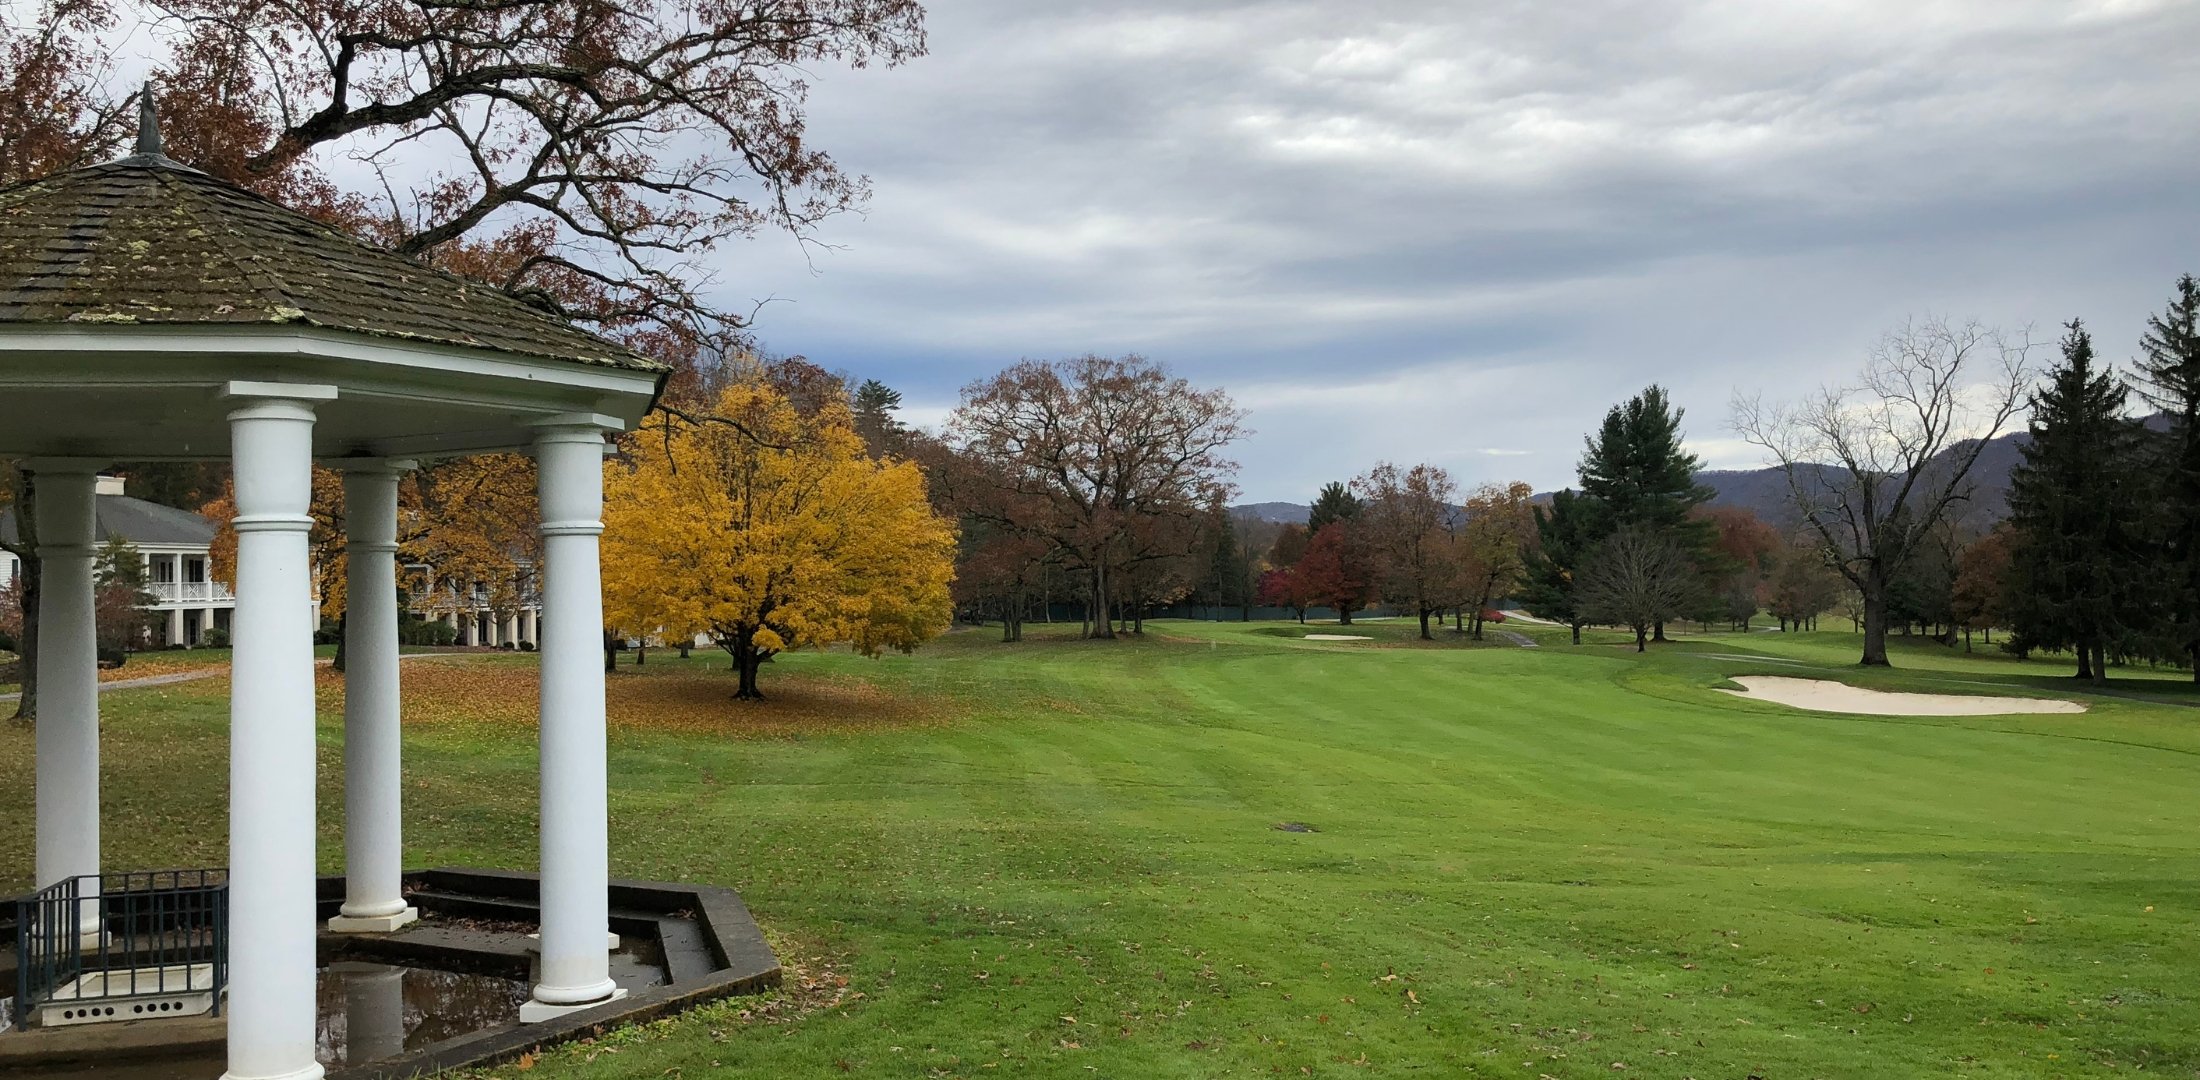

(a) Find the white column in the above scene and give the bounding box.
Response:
[330,461,418,934]
[29,461,102,917]
[222,382,336,1080]
[521,417,625,1022]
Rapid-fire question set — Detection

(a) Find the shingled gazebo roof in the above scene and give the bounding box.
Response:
[0,151,661,373]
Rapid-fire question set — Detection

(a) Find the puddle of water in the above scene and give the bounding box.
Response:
[0,963,529,1078]
[316,962,531,1066]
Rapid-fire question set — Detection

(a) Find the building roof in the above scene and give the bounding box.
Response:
[0,494,217,550]
[0,145,663,373]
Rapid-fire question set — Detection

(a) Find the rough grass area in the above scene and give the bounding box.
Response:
[2,621,2197,1078]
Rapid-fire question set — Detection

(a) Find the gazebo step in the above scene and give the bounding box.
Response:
[407,888,666,940]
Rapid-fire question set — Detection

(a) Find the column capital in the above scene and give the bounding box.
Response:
[221,381,340,404]
[529,412,626,437]
[223,382,338,424]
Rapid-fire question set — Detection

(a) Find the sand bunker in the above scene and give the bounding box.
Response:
[1720,675,2085,716]
[1303,634,1372,641]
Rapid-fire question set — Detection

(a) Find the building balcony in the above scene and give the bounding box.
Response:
[149,580,236,604]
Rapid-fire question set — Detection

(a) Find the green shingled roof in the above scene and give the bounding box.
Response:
[0,155,663,373]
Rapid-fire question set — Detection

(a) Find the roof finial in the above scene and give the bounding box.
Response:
[135,82,164,158]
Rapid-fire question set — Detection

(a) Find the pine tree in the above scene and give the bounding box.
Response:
[1521,489,1601,645]
[2133,274,2200,682]
[1576,385,1715,639]
[1198,511,1254,615]
[2004,320,2158,682]
[1306,481,1362,534]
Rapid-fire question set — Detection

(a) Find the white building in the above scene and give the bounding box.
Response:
[0,475,236,647]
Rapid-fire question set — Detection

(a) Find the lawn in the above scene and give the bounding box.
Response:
[2,621,2197,1078]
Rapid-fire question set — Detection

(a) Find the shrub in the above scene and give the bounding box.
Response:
[96,646,128,669]
[200,627,230,649]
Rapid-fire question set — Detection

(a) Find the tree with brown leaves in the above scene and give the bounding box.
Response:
[947,355,1246,639]
[1354,462,1466,640]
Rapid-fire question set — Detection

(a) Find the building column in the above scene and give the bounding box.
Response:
[221,382,336,1080]
[522,416,625,1022]
[167,604,185,648]
[331,461,418,934]
[28,460,102,927]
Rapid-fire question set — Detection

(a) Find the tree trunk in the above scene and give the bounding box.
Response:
[1088,564,1114,639]
[333,609,348,673]
[1652,619,1668,642]
[1858,575,1892,666]
[1634,625,1648,652]
[1417,608,1431,640]
[2075,641,2095,681]
[2090,641,2109,685]
[728,628,766,700]
[603,630,617,672]
[1570,621,1582,646]
[1338,606,1353,626]
[679,643,691,659]
[636,643,646,665]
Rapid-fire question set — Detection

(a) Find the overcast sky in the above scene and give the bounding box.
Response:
[687,2,2196,499]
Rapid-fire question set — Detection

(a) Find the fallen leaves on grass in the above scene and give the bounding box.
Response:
[609,669,962,737]
[321,657,966,738]
[98,653,230,682]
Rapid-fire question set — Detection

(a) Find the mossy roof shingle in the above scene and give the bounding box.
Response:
[0,156,663,373]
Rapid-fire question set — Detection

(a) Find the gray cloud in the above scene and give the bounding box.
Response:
[716,0,2200,498]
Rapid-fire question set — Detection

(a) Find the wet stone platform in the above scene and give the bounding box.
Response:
[0,869,780,1079]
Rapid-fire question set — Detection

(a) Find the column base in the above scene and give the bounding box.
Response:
[519,986,627,1024]
[327,905,419,934]
[220,1064,325,1080]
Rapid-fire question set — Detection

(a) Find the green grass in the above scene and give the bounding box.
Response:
[4,621,2198,1078]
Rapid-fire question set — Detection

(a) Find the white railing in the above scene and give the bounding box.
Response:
[149,581,236,604]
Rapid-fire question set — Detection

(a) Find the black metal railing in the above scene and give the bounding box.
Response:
[13,868,228,1029]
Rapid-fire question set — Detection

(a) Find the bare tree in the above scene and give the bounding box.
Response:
[1733,317,2035,666]
[1576,528,1698,652]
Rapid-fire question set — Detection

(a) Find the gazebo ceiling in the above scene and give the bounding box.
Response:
[0,133,664,460]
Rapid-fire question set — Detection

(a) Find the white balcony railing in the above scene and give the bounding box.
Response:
[149,581,236,604]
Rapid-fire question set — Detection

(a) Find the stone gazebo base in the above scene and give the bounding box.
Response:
[0,869,781,1080]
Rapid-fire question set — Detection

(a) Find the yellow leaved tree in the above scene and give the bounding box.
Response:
[603,378,956,700]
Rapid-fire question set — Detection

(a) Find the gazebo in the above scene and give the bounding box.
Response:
[0,107,664,1079]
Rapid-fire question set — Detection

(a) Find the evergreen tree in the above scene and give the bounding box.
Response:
[851,378,906,456]
[2132,274,2200,682]
[1306,481,1362,534]
[1197,510,1255,615]
[1521,489,1600,645]
[1578,385,1714,531]
[1577,385,1715,639]
[2004,320,2158,682]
